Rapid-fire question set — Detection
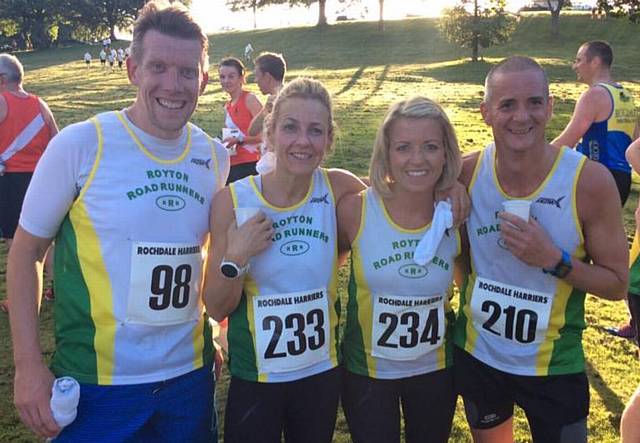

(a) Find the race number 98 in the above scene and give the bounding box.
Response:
[149,264,192,310]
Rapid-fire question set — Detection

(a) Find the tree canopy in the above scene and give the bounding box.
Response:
[598,0,640,22]
[439,0,516,62]
[0,0,189,50]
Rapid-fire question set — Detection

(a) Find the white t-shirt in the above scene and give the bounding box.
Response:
[20,111,230,239]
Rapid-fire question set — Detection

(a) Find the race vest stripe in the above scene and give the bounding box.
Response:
[115,112,192,164]
[347,244,377,375]
[70,200,117,384]
[455,144,587,376]
[0,92,52,172]
[343,188,458,379]
[630,234,640,294]
[53,216,100,383]
[0,113,45,163]
[227,169,339,382]
[576,83,636,174]
[51,111,220,385]
[546,287,586,375]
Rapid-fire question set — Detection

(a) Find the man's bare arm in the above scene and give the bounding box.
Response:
[551,88,609,149]
[248,94,274,137]
[8,227,60,438]
[499,160,628,300]
[38,99,59,137]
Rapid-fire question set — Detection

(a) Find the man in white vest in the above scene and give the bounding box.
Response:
[7,1,229,441]
[454,56,628,443]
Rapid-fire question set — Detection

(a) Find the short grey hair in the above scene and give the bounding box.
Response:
[0,53,24,84]
[484,56,548,104]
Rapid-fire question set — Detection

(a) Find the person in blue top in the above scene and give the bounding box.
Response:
[552,40,638,206]
[553,41,639,339]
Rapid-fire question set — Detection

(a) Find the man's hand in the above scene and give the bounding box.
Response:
[14,362,60,438]
[436,181,470,228]
[499,212,561,269]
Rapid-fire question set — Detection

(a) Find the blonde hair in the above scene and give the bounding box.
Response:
[265,77,335,154]
[369,96,462,198]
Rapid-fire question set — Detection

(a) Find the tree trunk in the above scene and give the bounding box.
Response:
[472,35,479,62]
[110,24,117,42]
[378,0,384,31]
[253,3,257,29]
[550,9,560,37]
[472,0,479,62]
[317,0,327,27]
[547,0,564,38]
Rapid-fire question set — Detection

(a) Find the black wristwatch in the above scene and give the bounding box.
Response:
[220,259,249,279]
[542,249,572,279]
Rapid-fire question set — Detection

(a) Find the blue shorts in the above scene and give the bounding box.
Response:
[54,365,216,443]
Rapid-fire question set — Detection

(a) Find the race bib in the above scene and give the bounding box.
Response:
[253,287,330,374]
[371,293,445,361]
[470,277,552,345]
[126,242,204,326]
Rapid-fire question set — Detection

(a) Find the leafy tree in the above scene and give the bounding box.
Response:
[226,0,267,29]
[0,0,60,49]
[84,0,144,41]
[597,0,640,22]
[438,0,516,62]
[227,0,328,28]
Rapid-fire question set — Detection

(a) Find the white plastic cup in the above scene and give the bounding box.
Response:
[502,200,531,221]
[235,207,261,227]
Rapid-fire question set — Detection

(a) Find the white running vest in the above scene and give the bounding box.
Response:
[344,188,459,379]
[457,144,587,376]
[227,169,340,382]
[51,111,223,385]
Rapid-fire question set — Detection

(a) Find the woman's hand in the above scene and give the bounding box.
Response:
[225,211,274,265]
[436,181,470,228]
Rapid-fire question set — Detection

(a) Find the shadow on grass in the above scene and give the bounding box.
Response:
[335,66,367,97]
[586,358,625,430]
[345,64,390,110]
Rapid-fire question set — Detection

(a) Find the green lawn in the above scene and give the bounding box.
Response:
[1,11,640,442]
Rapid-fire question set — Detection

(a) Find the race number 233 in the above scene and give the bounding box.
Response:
[253,288,330,373]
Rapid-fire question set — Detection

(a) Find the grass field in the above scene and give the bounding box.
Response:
[1,11,640,442]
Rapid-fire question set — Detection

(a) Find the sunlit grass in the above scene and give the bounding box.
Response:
[1,12,640,442]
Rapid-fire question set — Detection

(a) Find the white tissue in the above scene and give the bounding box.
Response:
[414,200,454,266]
[50,377,80,428]
[256,151,276,174]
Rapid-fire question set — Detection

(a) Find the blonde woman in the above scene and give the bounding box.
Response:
[339,97,464,443]
[204,78,364,442]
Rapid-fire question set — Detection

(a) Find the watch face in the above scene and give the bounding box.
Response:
[555,263,572,279]
[221,263,239,278]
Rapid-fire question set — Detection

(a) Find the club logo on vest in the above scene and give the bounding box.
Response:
[535,195,565,209]
[309,193,329,204]
[398,264,428,279]
[280,240,310,256]
[497,237,509,250]
[155,195,186,211]
[190,158,211,169]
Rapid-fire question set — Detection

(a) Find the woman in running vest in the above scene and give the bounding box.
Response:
[339,96,464,443]
[204,77,365,443]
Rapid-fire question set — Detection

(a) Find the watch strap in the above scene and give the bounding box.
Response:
[542,249,572,278]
